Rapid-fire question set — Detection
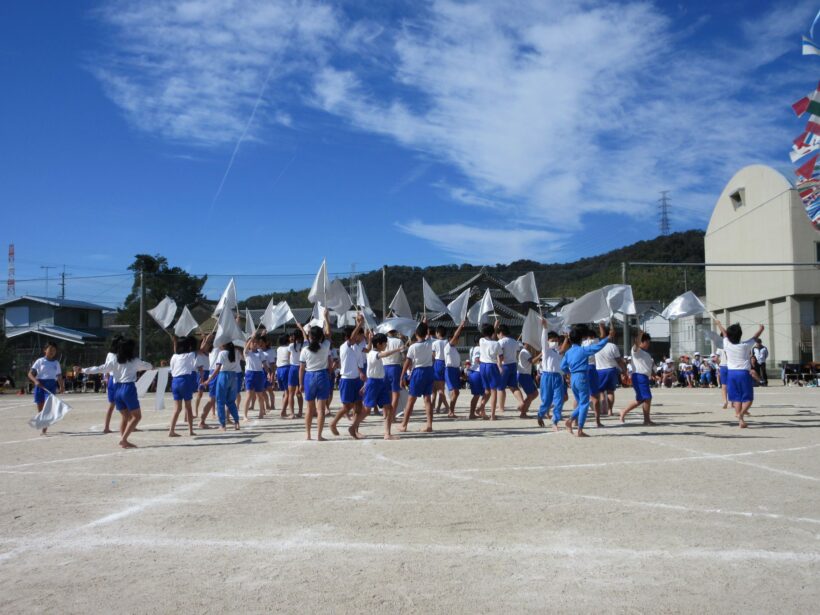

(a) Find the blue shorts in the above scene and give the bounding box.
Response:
[364,377,391,408]
[208,376,218,398]
[409,365,434,398]
[517,373,536,395]
[244,370,267,393]
[727,369,753,403]
[33,378,57,405]
[433,359,446,382]
[339,377,363,404]
[719,366,728,384]
[479,363,501,392]
[114,382,140,411]
[444,366,461,391]
[197,370,210,392]
[384,365,402,393]
[106,375,118,403]
[304,370,330,402]
[288,364,300,388]
[468,370,484,395]
[596,367,620,392]
[500,363,518,389]
[172,375,193,401]
[632,373,652,402]
[276,366,290,391]
[587,365,601,396]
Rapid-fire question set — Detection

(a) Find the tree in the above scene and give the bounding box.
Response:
[116,254,208,362]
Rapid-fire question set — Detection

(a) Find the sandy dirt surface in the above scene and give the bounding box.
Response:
[0,385,818,614]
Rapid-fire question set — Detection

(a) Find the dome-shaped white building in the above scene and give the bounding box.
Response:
[705,164,820,367]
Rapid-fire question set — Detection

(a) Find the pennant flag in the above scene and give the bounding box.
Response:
[173,306,199,337]
[154,367,169,411]
[446,288,471,324]
[244,308,256,339]
[136,369,158,398]
[261,300,295,331]
[389,285,413,319]
[504,272,539,304]
[521,309,542,351]
[376,317,419,338]
[477,288,495,323]
[803,36,820,56]
[793,96,810,117]
[422,278,449,315]
[213,279,238,316]
[790,138,820,163]
[147,296,178,329]
[326,279,353,315]
[28,393,72,430]
[307,259,329,305]
[559,284,636,325]
[807,115,820,136]
[355,280,371,310]
[661,291,707,321]
[796,154,818,179]
[794,130,811,148]
[213,305,245,347]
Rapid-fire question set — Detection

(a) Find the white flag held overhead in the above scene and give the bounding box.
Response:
[307,259,329,305]
[213,278,238,316]
[376,317,419,338]
[661,291,707,321]
[505,272,539,304]
[560,284,636,325]
[355,280,371,310]
[244,308,256,339]
[521,309,543,350]
[213,305,244,347]
[147,296,177,329]
[173,306,199,337]
[326,279,353,315]
[422,278,449,315]
[389,285,413,319]
[477,288,495,323]
[446,288,471,323]
[28,393,72,430]
[261,300,295,331]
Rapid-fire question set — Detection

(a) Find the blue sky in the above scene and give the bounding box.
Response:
[0,0,816,307]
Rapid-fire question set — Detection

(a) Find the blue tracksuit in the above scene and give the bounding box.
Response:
[561,337,609,429]
[538,372,565,423]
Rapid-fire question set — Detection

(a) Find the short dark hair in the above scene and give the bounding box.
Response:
[569,325,585,345]
[415,322,429,339]
[547,331,559,340]
[343,326,355,340]
[435,325,447,338]
[498,324,510,336]
[480,323,494,337]
[372,333,388,347]
[726,323,742,345]
[640,332,651,344]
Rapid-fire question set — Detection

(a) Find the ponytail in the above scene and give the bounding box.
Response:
[225,342,236,363]
[307,326,324,353]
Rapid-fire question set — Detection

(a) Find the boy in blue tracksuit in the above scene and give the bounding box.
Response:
[560,322,615,437]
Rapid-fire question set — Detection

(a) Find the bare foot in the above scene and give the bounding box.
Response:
[219,426,227,432]
[537,417,545,428]
[489,416,497,421]
[280,411,287,418]
[330,423,340,436]
[398,425,407,432]
[722,403,728,409]
[348,426,361,440]
[447,413,456,418]
[739,419,748,429]
[576,430,589,438]
[551,423,560,433]
[643,420,656,426]
[420,426,433,433]
[102,428,113,434]
[519,412,528,419]
[317,435,326,441]
[564,418,574,435]
[234,423,240,431]
[168,432,180,438]
[384,434,399,440]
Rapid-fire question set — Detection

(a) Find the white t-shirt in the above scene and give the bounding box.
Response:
[444,342,461,368]
[432,338,447,361]
[300,339,331,372]
[716,348,727,365]
[407,339,434,367]
[356,340,367,367]
[469,346,481,372]
[479,338,499,363]
[382,337,405,366]
[498,337,519,365]
[170,352,196,377]
[276,346,291,366]
[195,352,210,371]
[594,342,621,370]
[31,357,61,380]
[104,352,117,380]
[724,338,756,370]
[540,329,562,373]
[288,342,303,366]
[244,349,266,372]
[581,339,597,364]
[366,349,384,378]
[339,342,363,379]
[216,349,242,373]
[86,357,152,383]
[517,348,532,374]
[630,346,654,376]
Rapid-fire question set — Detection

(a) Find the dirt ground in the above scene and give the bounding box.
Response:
[0,384,818,614]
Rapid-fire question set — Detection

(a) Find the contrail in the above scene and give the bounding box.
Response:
[210,67,274,210]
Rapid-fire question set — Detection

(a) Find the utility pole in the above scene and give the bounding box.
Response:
[6,244,14,297]
[621,262,630,360]
[382,266,387,318]
[59,265,67,299]
[139,269,145,358]
[658,191,671,236]
[40,265,55,297]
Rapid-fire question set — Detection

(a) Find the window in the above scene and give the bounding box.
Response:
[4,306,29,328]
[729,188,745,210]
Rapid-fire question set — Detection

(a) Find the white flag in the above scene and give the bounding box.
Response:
[213,305,245,348]
[355,280,371,310]
[307,259,329,305]
[803,36,820,56]
[244,308,256,339]
[560,284,635,325]
[326,279,353,315]
[521,309,543,350]
[154,367,169,411]
[661,291,707,321]
[261,300,295,331]
[147,296,177,329]
[505,272,539,304]
[422,278,449,314]
[173,306,199,337]
[389,285,413,319]
[28,393,72,430]
[213,278,238,316]
[136,369,158,397]
[376,317,419,337]
[446,288,471,323]
[477,288,495,323]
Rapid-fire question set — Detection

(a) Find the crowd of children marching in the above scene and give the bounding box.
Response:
[27,311,767,448]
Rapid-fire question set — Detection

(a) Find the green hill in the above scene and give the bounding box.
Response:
[242,230,705,310]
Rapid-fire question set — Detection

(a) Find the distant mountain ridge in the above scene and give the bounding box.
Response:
[242,230,705,311]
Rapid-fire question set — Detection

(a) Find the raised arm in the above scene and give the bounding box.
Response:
[449,319,467,346]
[712,315,727,337]
[200,331,213,352]
[322,308,332,340]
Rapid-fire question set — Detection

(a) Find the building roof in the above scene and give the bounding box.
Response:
[5,324,98,344]
[0,295,111,311]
